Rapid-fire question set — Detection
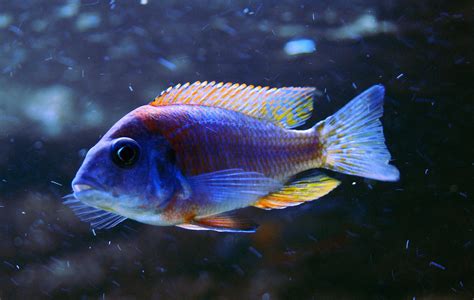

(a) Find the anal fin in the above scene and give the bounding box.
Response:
[176,212,257,233]
[253,172,340,210]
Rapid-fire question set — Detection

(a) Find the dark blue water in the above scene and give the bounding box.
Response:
[0,0,472,298]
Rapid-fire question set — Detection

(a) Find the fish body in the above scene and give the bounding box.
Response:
[67,81,399,232]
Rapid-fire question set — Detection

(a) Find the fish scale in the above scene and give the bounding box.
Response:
[141,105,320,182]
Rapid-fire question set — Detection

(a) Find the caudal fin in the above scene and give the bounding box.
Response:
[315,85,400,181]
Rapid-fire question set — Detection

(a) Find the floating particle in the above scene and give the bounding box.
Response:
[128,84,134,92]
[91,229,96,236]
[50,180,63,186]
[346,230,360,238]
[396,73,404,79]
[158,57,177,71]
[140,0,148,4]
[232,264,245,276]
[406,240,410,250]
[352,82,357,89]
[429,261,446,270]
[248,246,262,258]
[284,39,316,56]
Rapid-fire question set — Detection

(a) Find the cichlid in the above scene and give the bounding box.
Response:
[65,81,399,233]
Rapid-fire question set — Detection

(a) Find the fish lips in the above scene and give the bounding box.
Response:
[71,176,106,197]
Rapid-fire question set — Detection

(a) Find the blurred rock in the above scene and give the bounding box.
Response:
[284,39,317,56]
[0,14,13,29]
[75,12,101,32]
[23,85,75,137]
[326,14,397,41]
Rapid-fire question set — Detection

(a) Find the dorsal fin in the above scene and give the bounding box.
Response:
[150,81,316,128]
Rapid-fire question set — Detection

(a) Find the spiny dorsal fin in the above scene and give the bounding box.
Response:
[150,81,316,128]
[253,172,340,210]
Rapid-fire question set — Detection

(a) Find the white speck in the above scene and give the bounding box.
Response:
[284,39,316,56]
[16,264,20,270]
[396,73,404,79]
[67,261,70,268]
[312,13,315,21]
[405,240,410,250]
[243,8,249,14]
[50,180,63,187]
[140,0,148,4]
[108,240,111,245]
[429,261,446,270]
[352,82,357,89]
[352,181,356,185]
[21,211,26,215]
[116,244,122,251]
[424,169,429,175]
[128,84,134,92]
[91,229,96,236]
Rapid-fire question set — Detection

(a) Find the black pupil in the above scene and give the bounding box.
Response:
[117,146,135,163]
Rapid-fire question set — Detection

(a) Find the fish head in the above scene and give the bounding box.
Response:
[71,107,179,219]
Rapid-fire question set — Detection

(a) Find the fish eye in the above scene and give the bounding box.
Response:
[111,138,140,168]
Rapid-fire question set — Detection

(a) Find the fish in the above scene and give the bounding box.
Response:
[65,81,399,233]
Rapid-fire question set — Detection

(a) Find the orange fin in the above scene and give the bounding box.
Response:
[176,212,258,233]
[253,172,340,210]
[150,81,316,128]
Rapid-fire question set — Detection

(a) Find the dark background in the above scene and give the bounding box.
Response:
[0,0,472,299]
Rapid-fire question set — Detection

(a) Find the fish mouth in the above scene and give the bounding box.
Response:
[72,176,105,195]
[73,184,94,193]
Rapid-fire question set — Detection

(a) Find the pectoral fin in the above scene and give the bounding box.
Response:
[253,172,340,210]
[187,168,282,208]
[176,212,258,233]
[63,195,127,229]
